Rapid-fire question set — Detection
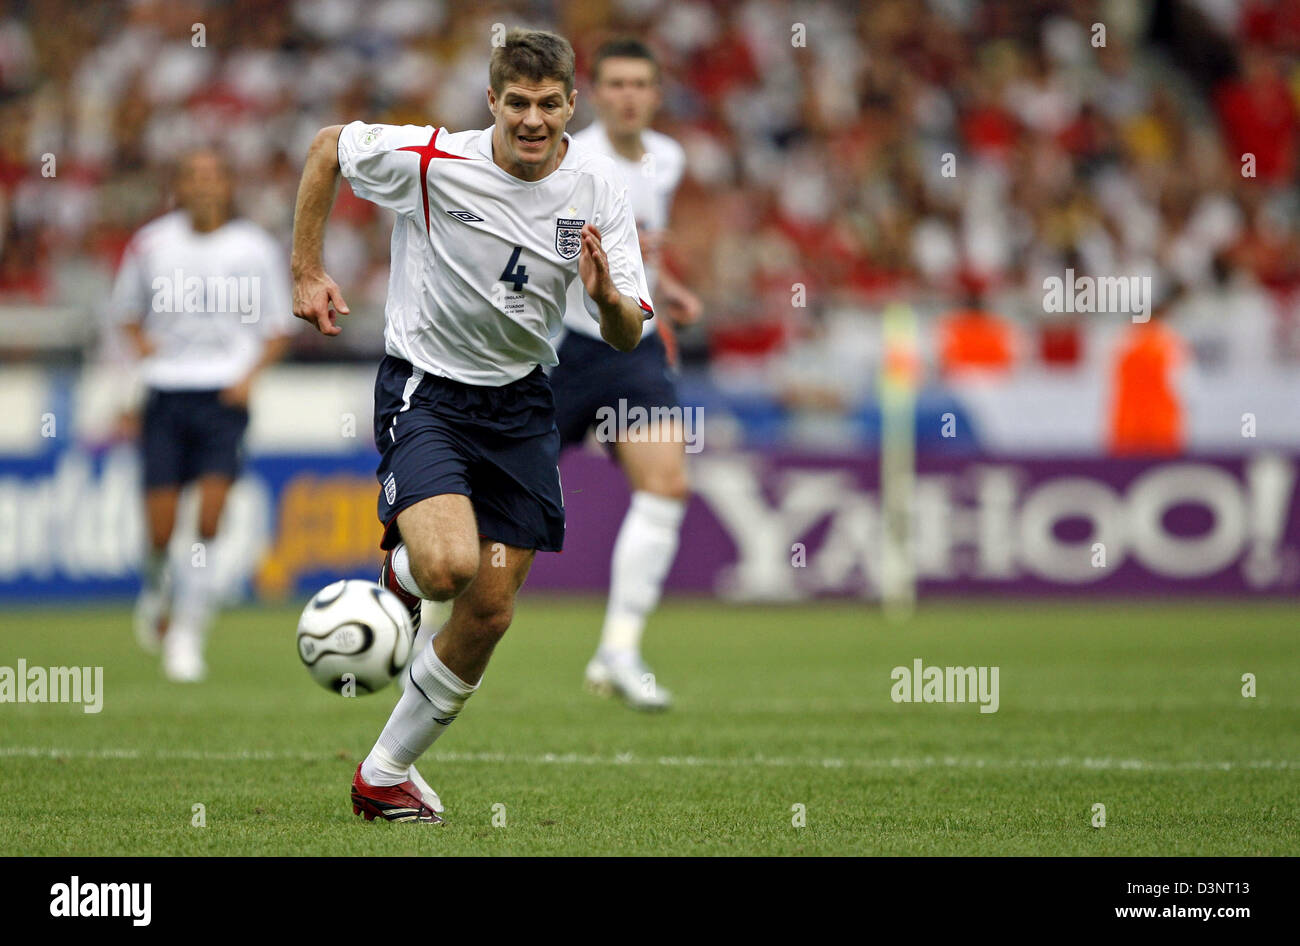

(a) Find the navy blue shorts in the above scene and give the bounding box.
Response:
[551,330,680,449]
[141,388,249,489]
[373,356,565,553]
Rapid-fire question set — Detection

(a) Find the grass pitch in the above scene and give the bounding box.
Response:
[0,597,1296,856]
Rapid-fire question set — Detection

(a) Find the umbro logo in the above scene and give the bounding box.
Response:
[446,210,484,222]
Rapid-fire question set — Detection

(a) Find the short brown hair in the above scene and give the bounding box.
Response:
[591,37,659,84]
[490,28,575,95]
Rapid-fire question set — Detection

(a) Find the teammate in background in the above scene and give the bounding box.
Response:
[111,149,294,682]
[290,29,653,824]
[550,38,701,711]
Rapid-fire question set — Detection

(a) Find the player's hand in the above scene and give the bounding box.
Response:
[219,377,252,409]
[579,224,620,311]
[665,284,703,327]
[292,268,348,336]
[125,323,156,358]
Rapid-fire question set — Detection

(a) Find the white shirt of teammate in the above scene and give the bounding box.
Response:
[561,123,685,341]
[336,121,655,387]
[109,210,295,390]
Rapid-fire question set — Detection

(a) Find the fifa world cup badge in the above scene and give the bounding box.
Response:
[555,217,584,260]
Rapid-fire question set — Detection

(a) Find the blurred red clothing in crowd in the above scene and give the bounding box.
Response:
[1108,320,1186,456]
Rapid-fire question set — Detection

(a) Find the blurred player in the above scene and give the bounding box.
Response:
[111,149,293,682]
[290,29,654,823]
[550,38,701,710]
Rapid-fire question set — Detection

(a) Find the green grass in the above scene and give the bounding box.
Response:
[0,597,1297,855]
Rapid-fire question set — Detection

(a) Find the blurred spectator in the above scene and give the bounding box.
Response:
[1108,295,1188,456]
[0,0,1297,447]
[936,282,1019,379]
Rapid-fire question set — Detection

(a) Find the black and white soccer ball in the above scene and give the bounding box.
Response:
[296,580,414,694]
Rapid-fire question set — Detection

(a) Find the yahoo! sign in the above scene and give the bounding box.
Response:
[4,446,1291,600]
[538,452,1300,598]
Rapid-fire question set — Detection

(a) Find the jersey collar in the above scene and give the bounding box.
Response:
[477,127,574,184]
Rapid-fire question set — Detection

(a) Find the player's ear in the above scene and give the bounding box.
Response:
[566,88,577,119]
[486,85,498,117]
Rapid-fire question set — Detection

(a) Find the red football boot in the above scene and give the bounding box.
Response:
[351,763,444,824]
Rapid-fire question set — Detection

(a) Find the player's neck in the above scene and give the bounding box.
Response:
[604,126,645,163]
[185,208,230,234]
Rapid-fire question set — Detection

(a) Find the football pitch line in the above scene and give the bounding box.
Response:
[0,746,1295,772]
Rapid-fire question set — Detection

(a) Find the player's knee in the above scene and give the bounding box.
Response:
[410,548,478,601]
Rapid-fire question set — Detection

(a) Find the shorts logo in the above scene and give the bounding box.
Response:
[555,217,584,260]
[383,472,397,506]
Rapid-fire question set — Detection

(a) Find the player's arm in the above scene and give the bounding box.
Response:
[108,231,156,357]
[655,267,702,327]
[121,320,154,358]
[657,153,702,326]
[220,335,290,408]
[290,124,350,336]
[580,223,644,352]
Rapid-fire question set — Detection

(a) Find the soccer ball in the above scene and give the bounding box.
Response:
[296,579,414,694]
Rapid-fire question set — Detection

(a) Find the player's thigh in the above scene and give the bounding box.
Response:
[550,335,609,449]
[195,474,235,538]
[613,425,690,499]
[395,493,481,593]
[140,389,186,496]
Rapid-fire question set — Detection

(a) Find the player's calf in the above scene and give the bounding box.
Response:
[442,598,515,661]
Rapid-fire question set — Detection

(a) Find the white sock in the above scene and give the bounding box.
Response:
[395,599,450,694]
[390,542,426,599]
[171,538,219,641]
[361,639,478,786]
[142,547,170,595]
[599,491,685,660]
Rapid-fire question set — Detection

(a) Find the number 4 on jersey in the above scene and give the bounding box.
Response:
[499,246,529,293]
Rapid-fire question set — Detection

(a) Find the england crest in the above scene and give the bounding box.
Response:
[555,217,584,260]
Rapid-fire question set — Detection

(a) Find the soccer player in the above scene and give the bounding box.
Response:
[290,28,654,824]
[111,148,293,682]
[550,39,701,710]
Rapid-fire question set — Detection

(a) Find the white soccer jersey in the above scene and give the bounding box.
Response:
[337,121,655,387]
[108,211,295,390]
[561,124,685,340]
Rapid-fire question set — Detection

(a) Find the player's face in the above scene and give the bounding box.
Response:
[591,58,659,136]
[175,151,233,222]
[488,78,576,174]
